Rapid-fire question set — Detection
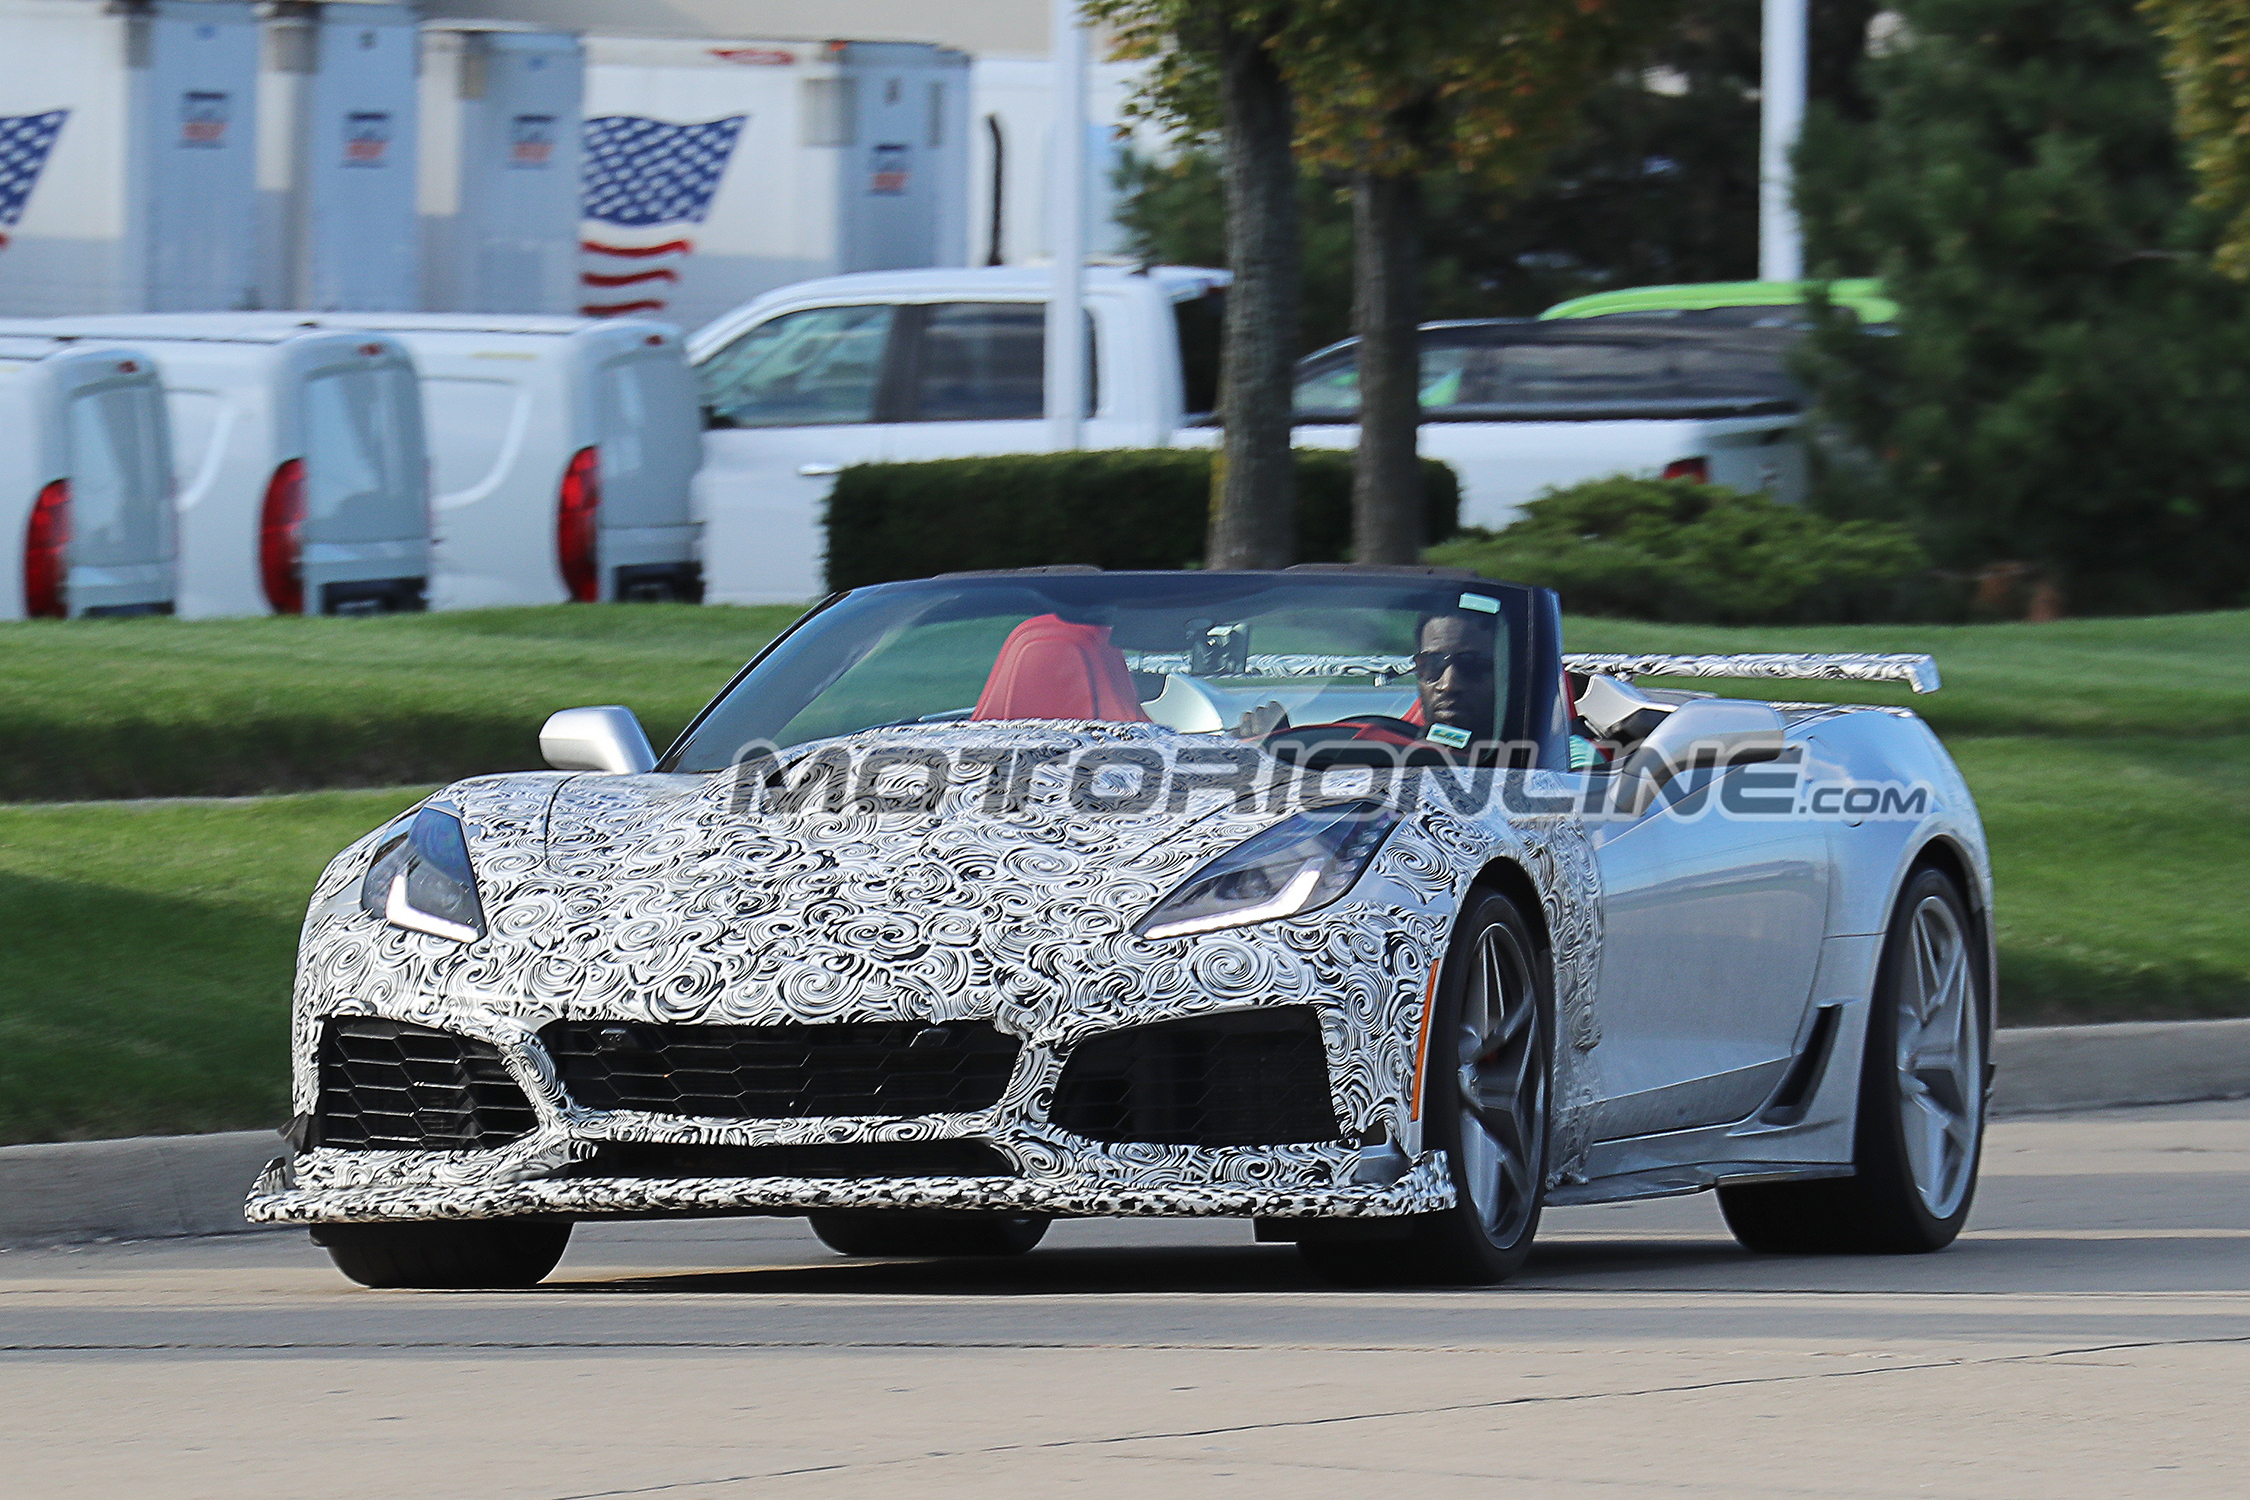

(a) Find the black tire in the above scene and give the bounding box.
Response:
[1300,889,1552,1286]
[808,1210,1050,1257]
[1719,866,1988,1255]
[312,1218,573,1289]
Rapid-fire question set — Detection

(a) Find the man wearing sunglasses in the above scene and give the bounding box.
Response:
[1413,612,1499,745]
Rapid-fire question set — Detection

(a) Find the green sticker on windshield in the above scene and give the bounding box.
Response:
[1459,593,1500,613]
[1426,723,1472,748]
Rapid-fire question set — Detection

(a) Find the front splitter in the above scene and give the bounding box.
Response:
[244,1155,1455,1225]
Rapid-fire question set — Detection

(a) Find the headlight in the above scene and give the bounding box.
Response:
[1136,800,1398,940]
[358,807,485,943]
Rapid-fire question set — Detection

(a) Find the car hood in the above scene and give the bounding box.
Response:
[430,723,1300,1033]
[538,722,1254,882]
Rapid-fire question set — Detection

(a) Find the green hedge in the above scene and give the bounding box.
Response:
[1427,476,1929,624]
[823,448,1460,591]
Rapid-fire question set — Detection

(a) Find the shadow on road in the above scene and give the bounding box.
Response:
[538,1234,1757,1297]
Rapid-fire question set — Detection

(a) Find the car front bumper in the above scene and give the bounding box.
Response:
[243,1148,1454,1226]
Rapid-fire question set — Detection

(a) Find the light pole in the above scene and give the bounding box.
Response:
[1760,0,1807,282]
[1045,0,1089,451]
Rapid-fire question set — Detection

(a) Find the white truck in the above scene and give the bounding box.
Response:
[687,267,1803,604]
[688,264,1225,605]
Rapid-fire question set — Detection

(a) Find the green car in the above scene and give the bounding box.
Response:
[1541,278,1896,326]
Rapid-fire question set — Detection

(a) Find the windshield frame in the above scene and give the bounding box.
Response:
[658,570,1566,773]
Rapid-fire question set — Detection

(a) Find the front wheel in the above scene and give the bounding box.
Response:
[1719,866,1988,1254]
[808,1210,1050,1257]
[312,1218,572,1288]
[1300,889,1552,1286]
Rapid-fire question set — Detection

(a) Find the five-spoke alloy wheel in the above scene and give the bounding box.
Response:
[1720,865,1988,1254]
[1301,889,1552,1285]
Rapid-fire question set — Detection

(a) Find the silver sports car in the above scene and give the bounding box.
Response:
[248,567,1992,1287]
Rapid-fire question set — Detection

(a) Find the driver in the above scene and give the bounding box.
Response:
[1238,608,1500,759]
[1413,611,1498,745]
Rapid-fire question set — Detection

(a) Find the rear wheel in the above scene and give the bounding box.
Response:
[1719,866,1987,1254]
[808,1210,1050,1258]
[312,1218,572,1289]
[1300,890,1551,1286]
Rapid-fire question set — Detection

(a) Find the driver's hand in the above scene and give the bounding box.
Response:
[1235,701,1290,739]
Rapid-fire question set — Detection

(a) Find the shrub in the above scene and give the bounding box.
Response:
[824,448,1459,591]
[1425,475,1929,623]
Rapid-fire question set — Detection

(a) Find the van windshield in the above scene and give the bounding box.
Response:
[669,573,1533,770]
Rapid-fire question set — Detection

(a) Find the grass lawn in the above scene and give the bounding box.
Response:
[0,787,429,1144]
[0,604,803,801]
[0,605,2243,1141]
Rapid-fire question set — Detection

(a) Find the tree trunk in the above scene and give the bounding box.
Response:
[1351,169,1423,564]
[1208,21,1300,570]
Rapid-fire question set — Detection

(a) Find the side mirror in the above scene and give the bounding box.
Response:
[540,706,656,774]
[1613,698,1786,815]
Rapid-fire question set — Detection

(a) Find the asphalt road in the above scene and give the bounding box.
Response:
[3,1100,2245,1499]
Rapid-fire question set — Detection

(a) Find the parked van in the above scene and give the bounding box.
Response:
[0,335,175,619]
[300,315,700,606]
[20,318,429,618]
[137,313,703,607]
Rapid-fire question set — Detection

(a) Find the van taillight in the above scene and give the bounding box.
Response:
[557,446,600,603]
[23,478,69,619]
[259,458,307,615]
[1661,457,1709,483]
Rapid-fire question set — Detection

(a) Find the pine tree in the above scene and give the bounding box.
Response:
[1797,0,2250,612]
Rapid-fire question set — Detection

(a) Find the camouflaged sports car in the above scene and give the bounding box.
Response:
[249,567,1993,1288]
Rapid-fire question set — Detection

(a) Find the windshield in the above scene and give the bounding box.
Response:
[1294,320,1801,420]
[669,573,1536,771]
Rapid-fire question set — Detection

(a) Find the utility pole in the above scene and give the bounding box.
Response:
[1759,0,1807,282]
[1045,0,1088,451]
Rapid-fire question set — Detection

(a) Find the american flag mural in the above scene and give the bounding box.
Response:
[0,111,67,249]
[579,114,746,317]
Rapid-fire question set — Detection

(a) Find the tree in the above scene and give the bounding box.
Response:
[1093,2,1306,568]
[1796,0,2250,613]
[1288,2,1665,564]
[2142,0,2250,280]
[1117,2,1882,364]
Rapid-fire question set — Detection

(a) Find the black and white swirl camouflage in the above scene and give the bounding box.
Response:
[248,722,1607,1227]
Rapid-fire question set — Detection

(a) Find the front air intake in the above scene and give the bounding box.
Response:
[1049,1006,1343,1146]
[542,1019,1021,1120]
[314,1018,538,1151]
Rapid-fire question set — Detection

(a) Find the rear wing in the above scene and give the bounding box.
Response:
[1562,652,1941,695]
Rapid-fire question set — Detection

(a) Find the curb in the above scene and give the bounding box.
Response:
[5,1020,2248,1250]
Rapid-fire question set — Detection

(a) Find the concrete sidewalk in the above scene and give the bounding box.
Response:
[5,1018,2246,1250]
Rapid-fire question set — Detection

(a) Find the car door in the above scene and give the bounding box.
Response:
[878,299,1130,463]
[695,302,900,605]
[1584,757,1831,1140]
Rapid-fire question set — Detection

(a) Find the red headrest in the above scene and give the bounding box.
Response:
[1402,695,1427,726]
[972,614,1152,723]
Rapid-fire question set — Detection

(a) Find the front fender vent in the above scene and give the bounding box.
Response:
[1049,1006,1342,1146]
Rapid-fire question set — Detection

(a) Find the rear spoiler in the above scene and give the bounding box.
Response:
[1562,652,1941,695]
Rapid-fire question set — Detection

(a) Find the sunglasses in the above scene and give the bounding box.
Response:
[1414,650,1495,681]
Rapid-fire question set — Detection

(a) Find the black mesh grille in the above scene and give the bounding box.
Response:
[566,1139,1017,1179]
[541,1019,1020,1119]
[315,1018,538,1151]
[1049,1006,1342,1146]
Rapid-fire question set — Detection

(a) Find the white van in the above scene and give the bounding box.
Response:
[272,315,702,607]
[20,318,430,618]
[0,335,175,619]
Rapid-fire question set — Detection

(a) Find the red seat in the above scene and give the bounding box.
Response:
[971,614,1152,723]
